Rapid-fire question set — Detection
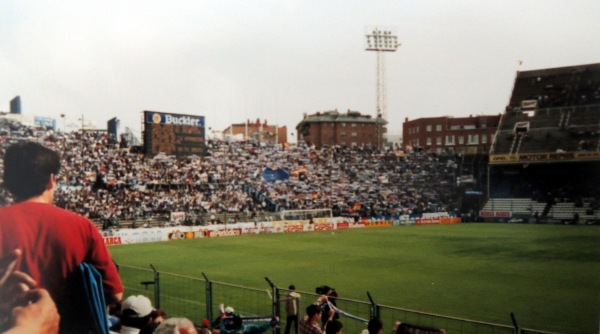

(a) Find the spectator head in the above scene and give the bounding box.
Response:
[149,309,167,324]
[306,304,322,320]
[325,319,343,334]
[225,306,235,314]
[367,318,383,334]
[121,295,154,329]
[3,141,60,202]
[154,317,198,334]
[289,284,296,290]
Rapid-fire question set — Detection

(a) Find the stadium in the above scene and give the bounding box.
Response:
[1,63,599,334]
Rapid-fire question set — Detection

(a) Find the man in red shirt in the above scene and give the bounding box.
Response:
[0,141,124,333]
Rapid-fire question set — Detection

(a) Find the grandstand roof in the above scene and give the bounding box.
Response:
[509,62,600,108]
[515,62,600,79]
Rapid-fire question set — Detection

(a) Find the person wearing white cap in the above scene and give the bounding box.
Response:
[119,295,155,334]
[221,305,236,330]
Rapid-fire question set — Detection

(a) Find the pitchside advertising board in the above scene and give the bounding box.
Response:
[101,214,461,245]
[143,110,206,156]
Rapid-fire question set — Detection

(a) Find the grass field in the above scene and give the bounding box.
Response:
[109,224,600,334]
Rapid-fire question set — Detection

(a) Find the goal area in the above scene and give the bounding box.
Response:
[278,209,332,221]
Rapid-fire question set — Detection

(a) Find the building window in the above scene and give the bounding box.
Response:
[351,132,357,137]
[458,136,464,144]
[352,123,357,127]
[426,125,432,132]
[468,134,479,144]
[436,124,442,131]
[436,137,442,145]
[445,135,455,145]
[481,134,488,144]
[426,137,432,145]
[341,132,346,137]
[341,123,346,127]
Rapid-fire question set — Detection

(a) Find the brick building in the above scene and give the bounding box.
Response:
[223,119,287,144]
[402,115,501,154]
[296,109,387,147]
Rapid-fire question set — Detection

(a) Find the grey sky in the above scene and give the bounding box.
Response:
[1,0,599,141]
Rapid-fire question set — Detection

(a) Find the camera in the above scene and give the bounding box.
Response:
[315,285,334,295]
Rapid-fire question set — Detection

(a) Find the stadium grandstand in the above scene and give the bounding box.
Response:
[0,118,460,228]
[483,63,600,224]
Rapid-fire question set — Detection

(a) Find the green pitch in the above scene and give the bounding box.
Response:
[109,224,600,334]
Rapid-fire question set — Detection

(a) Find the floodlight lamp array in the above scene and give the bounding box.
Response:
[365,30,399,52]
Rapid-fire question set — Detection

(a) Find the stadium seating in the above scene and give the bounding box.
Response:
[482,198,599,224]
[546,202,600,223]
[481,198,546,216]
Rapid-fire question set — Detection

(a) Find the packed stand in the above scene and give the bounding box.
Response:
[0,121,458,223]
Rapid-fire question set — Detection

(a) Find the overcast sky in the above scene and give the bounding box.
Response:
[1,0,599,141]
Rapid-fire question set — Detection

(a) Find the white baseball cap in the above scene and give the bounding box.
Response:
[122,295,154,318]
[225,306,235,314]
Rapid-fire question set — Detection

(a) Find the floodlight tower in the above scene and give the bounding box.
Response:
[365,27,399,124]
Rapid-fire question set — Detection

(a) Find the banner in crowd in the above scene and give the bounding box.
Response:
[170,212,186,224]
[262,167,290,182]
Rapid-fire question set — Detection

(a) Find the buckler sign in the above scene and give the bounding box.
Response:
[145,111,204,127]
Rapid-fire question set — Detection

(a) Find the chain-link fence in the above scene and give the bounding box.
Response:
[116,264,555,334]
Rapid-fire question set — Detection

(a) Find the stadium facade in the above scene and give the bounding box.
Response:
[402,114,501,155]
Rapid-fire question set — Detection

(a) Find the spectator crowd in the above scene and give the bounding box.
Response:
[0,120,458,224]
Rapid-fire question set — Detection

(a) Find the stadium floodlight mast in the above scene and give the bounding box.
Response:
[365,27,400,147]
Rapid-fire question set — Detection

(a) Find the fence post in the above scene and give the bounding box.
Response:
[367,291,379,321]
[203,273,213,325]
[150,264,160,310]
[265,277,279,334]
[510,312,520,334]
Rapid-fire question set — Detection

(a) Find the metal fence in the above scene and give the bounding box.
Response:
[116,264,555,334]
